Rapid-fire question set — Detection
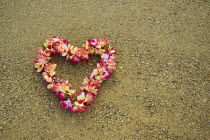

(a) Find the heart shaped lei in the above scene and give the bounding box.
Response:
[34,37,116,113]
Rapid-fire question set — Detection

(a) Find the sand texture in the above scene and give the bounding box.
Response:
[0,0,209,139]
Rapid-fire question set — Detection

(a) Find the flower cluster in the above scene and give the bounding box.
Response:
[34,37,116,113]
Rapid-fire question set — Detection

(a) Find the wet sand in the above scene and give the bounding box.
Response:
[0,0,209,139]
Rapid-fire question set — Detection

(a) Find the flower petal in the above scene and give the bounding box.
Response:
[60,99,73,111]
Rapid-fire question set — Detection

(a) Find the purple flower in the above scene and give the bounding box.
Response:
[60,99,73,111]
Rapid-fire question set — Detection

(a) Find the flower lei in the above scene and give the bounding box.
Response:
[34,37,116,113]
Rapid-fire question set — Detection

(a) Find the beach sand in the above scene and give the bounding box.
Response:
[0,0,209,139]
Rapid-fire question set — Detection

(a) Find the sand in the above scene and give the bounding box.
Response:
[0,0,209,139]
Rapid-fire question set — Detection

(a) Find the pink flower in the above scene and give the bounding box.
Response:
[75,48,83,57]
[94,47,106,55]
[80,48,90,61]
[52,36,60,41]
[81,85,98,95]
[100,56,116,73]
[96,64,105,74]
[44,63,56,73]
[108,47,116,55]
[94,76,103,84]
[51,81,61,92]
[57,91,67,100]
[47,81,55,89]
[88,39,98,46]
[99,58,106,66]
[72,101,88,113]
[54,41,61,48]
[101,51,110,60]
[70,46,78,55]
[60,79,70,87]
[60,98,73,111]
[103,71,110,79]
[60,86,76,96]
[109,55,117,60]
[90,68,98,79]
[34,56,48,72]
[98,39,110,47]
[82,75,101,88]
[69,47,90,63]
[84,93,95,105]
[61,40,67,45]
[51,79,75,96]
[77,92,85,104]
[37,47,53,58]
[106,59,116,73]
[70,56,81,63]
[44,37,61,50]
[56,41,69,55]
[42,72,56,83]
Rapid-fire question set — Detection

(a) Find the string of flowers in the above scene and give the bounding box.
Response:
[34,37,116,113]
